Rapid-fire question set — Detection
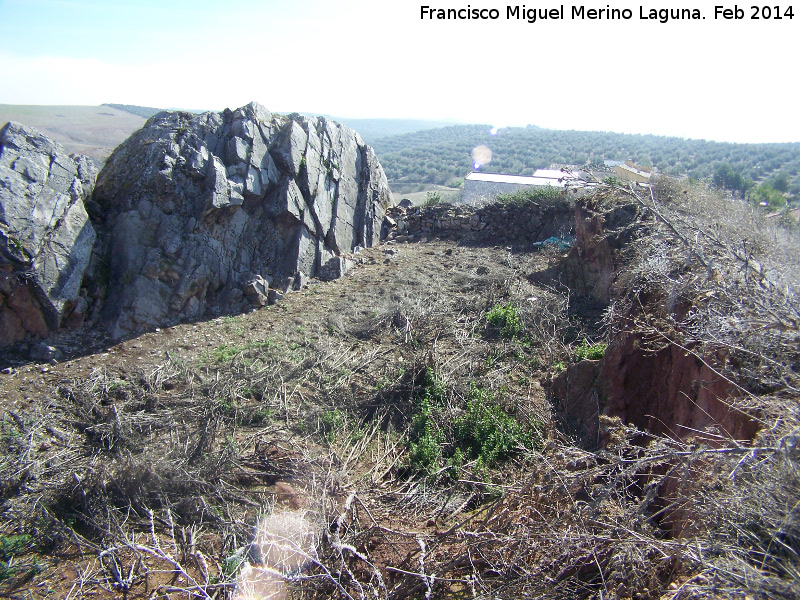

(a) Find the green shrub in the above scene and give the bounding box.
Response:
[574,339,607,361]
[454,386,535,467]
[486,302,522,338]
[424,191,442,207]
[406,374,541,477]
[496,186,565,207]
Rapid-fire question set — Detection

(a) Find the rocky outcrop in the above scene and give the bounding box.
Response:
[0,122,97,345]
[93,102,391,338]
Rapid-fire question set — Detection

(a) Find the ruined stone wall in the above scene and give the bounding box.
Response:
[384,198,575,245]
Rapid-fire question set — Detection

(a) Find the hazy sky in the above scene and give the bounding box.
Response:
[0,0,796,143]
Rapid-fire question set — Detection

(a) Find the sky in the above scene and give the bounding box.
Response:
[0,0,797,143]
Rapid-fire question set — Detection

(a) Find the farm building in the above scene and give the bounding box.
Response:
[614,160,652,183]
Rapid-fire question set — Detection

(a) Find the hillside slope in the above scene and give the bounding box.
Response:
[372,123,800,188]
[0,104,146,162]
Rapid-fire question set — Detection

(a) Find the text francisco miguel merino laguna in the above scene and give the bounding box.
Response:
[420,5,796,23]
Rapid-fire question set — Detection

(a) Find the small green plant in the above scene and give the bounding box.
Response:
[240,407,272,426]
[320,409,345,442]
[0,534,33,562]
[208,339,274,364]
[574,339,607,361]
[553,361,567,372]
[406,369,448,474]
[603,175,620,186]
[8,236,24,252]
[447,178,464,189]
[408,398,443,474]
[0,534,35,583]
[422,368,446,404]
[486,302,522,338]
[424,191,442,207]
[223,551,247,578]
[210,344,244,363]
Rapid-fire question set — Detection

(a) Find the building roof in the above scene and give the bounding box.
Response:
[466,170,581,188]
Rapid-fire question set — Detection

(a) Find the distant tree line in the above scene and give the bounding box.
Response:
[371,124,800,193]
[713,162,793,210]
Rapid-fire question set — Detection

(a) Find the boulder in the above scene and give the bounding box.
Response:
[0,122,97,346]
[93,102,391,338]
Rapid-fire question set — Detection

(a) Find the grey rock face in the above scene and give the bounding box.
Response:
[94,102,391,338]
[0,122,97,345]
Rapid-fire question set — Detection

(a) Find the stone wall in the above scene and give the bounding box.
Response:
[384,198,575,245]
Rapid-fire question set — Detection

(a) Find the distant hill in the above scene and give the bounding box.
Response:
[322,118,463,145]
[105,106,457,145]
[0,104,146,162]
[102,103,163,119]
[371,124,800,190]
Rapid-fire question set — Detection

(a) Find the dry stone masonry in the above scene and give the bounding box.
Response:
[383,198,575,245]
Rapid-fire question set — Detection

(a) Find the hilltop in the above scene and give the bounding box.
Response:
[1,106,799,599]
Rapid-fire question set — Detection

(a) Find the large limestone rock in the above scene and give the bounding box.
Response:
[93,102,391,338]
[0,122,97,345]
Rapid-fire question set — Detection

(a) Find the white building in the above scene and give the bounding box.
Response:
[462,170,592,204]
